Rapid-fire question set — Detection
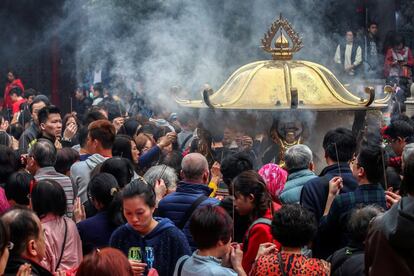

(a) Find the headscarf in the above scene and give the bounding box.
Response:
[258,163,288,202]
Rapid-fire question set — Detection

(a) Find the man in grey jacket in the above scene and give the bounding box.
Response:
[26,138,75,217]
[70,119,115,203]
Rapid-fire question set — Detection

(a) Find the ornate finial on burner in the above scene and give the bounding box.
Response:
[261,14,303,60]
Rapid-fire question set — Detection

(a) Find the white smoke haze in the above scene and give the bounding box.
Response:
[65,0,340,109]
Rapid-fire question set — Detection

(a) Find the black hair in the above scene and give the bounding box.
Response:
[55,147,80,175]
[0,131,12,148]
[384,120,414,141]
[233,170,272,219]
[29,95,50,114]
[29,138,57,167]
[88,173,123,226]
[9,87,23,97]
[394,34,405,47]
[221,152,253,186]
[345,30,356,37]
[402,145,414,195]
[4,208,40,257]
[100,157,135,188]
[24,88,37,99]
[75,86,88,97]
[7,69,19,79]
[271,204,317,247]
[31,179,67,218]
[160,150,183,179]
[78,126,89,148]
[93,83,104,97]
[347,205,382,245]
[0,145,18,183]
[323,127,356,162]
[112,135,134,162]
[390,114,414,126]
[18,109,31,128]
[153,126,172,142]
[37,105,61,125]
[7,123,24,140]
[357,142,385,183]
[141,123,158,136]
[0,219,9,257]
[117,119,141,138]
[190,205,233,250]
[62,113,81,136]
[5,172,33,206]
[83,110,107,126]
[98,101,124,122]
[368,21,378,28]
[122,178,156,208]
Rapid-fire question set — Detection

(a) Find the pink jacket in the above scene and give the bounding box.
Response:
[40,214,82,272]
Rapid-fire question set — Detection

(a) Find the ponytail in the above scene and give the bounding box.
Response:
[89,173,124,226]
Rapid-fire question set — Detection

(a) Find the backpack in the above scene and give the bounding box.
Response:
[243,217,272,250]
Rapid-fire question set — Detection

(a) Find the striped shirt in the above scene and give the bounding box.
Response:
[35,166,75,218]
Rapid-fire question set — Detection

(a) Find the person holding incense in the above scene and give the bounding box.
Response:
[300,127,358,258]
[319,141,387,258]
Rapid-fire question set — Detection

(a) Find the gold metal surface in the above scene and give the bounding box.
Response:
[175,15,391,111]
[261,14,303,61]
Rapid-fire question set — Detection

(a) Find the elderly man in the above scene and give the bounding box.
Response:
[158,153,219,250]
[3,208,52,276]
[26,139,75,217]
[280,144,317,204]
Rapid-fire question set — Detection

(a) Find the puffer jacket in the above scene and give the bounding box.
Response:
[157,182,219,250]
[280,169,316,204]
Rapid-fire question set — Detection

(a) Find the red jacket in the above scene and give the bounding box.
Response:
[3,79,24,109]
[242,203,281,274]
[384,47,414,77]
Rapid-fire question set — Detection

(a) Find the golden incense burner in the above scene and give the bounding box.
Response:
[175,14,392,168]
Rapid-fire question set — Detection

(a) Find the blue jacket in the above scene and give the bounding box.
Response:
[110,217,191,276]
[157,181,219,251]
[300,163,358,259]
[77,211,118,255]
[300,163,358,223]
[139,146,161,168]
[280,169,317,204]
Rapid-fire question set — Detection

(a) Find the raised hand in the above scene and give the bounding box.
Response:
[73,197,86,223]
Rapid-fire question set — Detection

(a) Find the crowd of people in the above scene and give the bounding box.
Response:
[0,24,412,276]
[334,22,413,82]
[0,68,413,276]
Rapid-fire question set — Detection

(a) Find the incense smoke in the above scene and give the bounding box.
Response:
[68,0,340,107]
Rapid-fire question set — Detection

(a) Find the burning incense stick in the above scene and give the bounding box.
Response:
[381,147,388,190]
[334,143,342,178]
